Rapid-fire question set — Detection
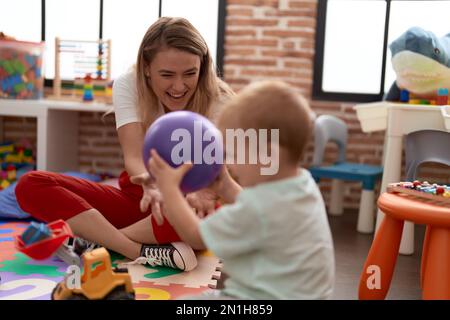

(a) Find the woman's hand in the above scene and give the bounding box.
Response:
[129,172,165,226]
[186,188,219,218]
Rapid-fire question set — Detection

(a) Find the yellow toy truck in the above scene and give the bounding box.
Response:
[52,247,135,300]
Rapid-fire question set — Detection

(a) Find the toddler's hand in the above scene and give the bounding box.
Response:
[147,149,193,194]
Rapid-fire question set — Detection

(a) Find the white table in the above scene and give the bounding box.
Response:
[0,99,110,172]
[353,101,450,255]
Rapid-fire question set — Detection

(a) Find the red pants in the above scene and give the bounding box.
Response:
[15,171,181,244]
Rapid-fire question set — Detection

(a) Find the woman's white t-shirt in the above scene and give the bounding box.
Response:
[112,70,140,129]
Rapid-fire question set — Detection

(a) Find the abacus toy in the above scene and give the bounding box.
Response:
[387,181,450,205]
[49,38,112,103]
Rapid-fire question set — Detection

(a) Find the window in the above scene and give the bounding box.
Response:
[313,0,450,102]
[103,0,159,78]
[0,0,226,82]
[385,1,450,93]
[321,1,386,95]
[161,0,220,67]
[0,0,41,42]
[45,0,100,79]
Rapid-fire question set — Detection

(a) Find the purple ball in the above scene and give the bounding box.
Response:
[143,111,223,194]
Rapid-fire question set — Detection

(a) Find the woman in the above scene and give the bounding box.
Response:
[16,17,234,271]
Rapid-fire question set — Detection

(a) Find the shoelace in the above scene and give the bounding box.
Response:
[120,247,175,268]
[145,247,175,268]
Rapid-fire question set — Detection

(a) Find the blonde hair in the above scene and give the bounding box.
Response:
[218,81,315,164]
[135,17,233,129]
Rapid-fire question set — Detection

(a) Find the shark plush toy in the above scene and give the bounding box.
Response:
[385,26,450,101]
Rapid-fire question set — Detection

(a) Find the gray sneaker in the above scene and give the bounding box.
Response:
[72,237,101,256]
[55,243,81,266]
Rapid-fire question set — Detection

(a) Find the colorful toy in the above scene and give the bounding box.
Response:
[52,247,135,300]
[0,179,10,189]
[0,142,14,154]
[385,27,450,103]
[0,39,44,99]
[6,164,16,180]
[436,88,449,105]
[407,98,436,105]
[0,141,35,190]
[15,220,80,266]
[82,73,94,102]
[400,89,409,102]
[387,181,450,203]
[21,222,53,245]
[50,38,112,103]
[143,111,223,194]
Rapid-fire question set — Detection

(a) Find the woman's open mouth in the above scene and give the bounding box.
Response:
[167,91,187,100]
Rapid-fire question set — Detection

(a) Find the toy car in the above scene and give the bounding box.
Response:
[52,247,135,300]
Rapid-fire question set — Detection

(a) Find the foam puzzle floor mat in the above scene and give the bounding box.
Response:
[0,221,222,300]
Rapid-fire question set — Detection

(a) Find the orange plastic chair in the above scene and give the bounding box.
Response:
[359,192,450,300]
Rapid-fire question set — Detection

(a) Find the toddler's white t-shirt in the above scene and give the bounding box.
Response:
[200,169,335,300]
